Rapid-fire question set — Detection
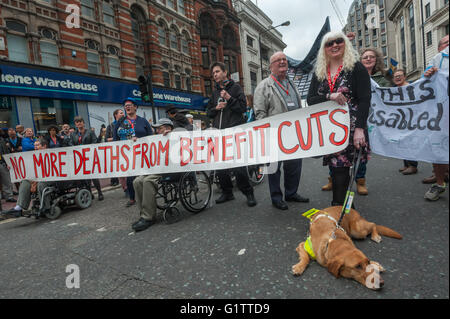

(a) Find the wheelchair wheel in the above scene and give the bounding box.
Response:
[247,164,265,185]
[156,182,178,211]
[45,205,62,220]
[179,171,212,213]
[163,207,181,224]
[74,189,93,209]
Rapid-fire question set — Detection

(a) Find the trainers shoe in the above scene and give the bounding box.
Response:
[424,183,446,201]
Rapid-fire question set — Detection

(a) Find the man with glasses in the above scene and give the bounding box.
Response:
[254,51,309,210]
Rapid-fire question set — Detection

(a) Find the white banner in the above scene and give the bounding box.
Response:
[368,71,449,164]
[4,101,349,183]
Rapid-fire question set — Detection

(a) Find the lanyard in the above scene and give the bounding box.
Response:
[327,65,343,93]
[271,75,289,95]
[51,136,58,146]
[126,117,135,130]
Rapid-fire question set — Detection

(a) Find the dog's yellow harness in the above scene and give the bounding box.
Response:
[304,236,316,260]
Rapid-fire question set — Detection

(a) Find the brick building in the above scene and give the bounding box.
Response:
[0,0,242,133]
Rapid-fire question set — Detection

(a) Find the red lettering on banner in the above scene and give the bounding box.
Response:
[82,148,91,175]
[44,153,51,177]
[310,111,328,147]
[98,146,110,173]
[253,123,270,156]
[50,153,60,177]
[120,145,130,172]
[295,118,313,150]
[33,153,44,177]
[58,152,67,177]
[111,145,120,173]
[158,141,170,166]
[235,132,246,160]
[329,109,349,146]
[193,137,205,164]
[141,143,150,168]
[278,121,299,154]
[132,144,141,170]
[92,148,101,174]
[10,156,26,180]
[180,137,192,167]
[222,135,233,162]
[248,131,254,159]
[73,150,83,175]
[150,142,157,167]
[207,137,219,163]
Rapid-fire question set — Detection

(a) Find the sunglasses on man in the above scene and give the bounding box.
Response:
[325,38,345,48]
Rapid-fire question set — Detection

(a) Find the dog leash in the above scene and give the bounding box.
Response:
[332,146,364,239]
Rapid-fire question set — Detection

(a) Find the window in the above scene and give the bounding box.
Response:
[425,3,431,19]
[202,46,210,68]
[167,0,175,10]
[380,22,386,33]
[185,77,191,91]
[0,96,18,129]
[108,56,120,77]
[31,98,76,134]
[136,57,145,78]
[103,1,115,25]
[204,79,212,97]
[6,21,28,63]
[372,29,377,37]
[409,4,417,70]
[175,75,181,89]
[40,41,59,67]
[131,12,140,40]
[382,46,387,56]
[200,14,216,38]
[223,27,236,50]
[400,16,406,68]
[373,40,378,47]
[426,31,433,46]
[379,0,384,9]
[178,0,185,15]
[211,47,217,64]
[81,0,95,19]
[380,10,385,20]
[247,35,254,48]
[158,22,167,45]
[250,71,257,93]
[87,52,100,74]
[170,28,179,50]
[181,34,189,54]
[381,33,386,45]
[163,72,171,87]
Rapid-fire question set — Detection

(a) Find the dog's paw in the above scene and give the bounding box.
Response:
[292,264,305,276]
[371,234,382,243]
[370,261,385,272]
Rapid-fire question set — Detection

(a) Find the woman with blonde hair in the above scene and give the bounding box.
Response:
[307,31,371,207]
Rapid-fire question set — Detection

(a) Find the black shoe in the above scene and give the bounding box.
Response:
[5,198,16,203]
[132,218,155,232]
[286,194,310,203]
[272,200,288,210]
[216,193,235,204]
[98,193,104,201]
[1,208,22,218]
[246,193,257,207]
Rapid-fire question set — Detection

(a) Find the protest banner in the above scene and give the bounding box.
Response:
[368,71,449,164]
[4,101,349,183]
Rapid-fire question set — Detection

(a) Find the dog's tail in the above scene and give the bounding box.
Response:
[376,225,403,239]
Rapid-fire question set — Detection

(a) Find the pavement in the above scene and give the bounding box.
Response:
[0,155,448,302]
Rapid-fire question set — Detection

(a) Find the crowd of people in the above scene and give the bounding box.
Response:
[0,31,448,232]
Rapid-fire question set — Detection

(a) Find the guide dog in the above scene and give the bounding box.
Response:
[292,206,402,290]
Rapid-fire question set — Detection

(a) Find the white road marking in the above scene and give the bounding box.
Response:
[67,223,78,227]
[96,227,107,232]
[171,237,181,243]
[238,249,246,255]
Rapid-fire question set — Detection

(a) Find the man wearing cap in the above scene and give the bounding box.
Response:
[206,62,256,207]
[113,97,153,207]
[131,118,173,232]
[166,106,193,130]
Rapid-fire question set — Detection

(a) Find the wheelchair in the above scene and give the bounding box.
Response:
[24,180,93,220]
[156,171,212,224]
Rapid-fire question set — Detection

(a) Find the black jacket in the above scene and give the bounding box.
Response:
[71,129,98,146]
[172,113,193,131]
[206,79,247,129]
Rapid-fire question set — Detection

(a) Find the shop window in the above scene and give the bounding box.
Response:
[0,96,18,129]
[40,41,59,67]
[31,98,76,135]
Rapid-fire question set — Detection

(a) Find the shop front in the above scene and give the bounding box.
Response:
[0,63,208,135]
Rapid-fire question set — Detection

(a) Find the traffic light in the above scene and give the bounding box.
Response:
[138,75,150,102]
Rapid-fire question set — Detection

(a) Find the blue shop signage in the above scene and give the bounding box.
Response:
[0,64,209,110]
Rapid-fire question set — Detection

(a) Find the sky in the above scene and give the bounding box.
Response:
[251,0,354,60]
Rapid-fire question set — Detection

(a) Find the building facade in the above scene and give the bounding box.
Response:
[344,0,397,69]
[0,0,241,133]
[421,0,449,64]
[232,0,286,96]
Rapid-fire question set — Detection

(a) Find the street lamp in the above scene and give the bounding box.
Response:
[259,21,290,79]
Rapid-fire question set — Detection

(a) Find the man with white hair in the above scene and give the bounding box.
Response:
[253,51,309,210]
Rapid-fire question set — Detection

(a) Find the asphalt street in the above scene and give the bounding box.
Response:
[0,154,448,300]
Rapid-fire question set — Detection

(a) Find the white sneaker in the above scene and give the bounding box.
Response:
[424,183,446,201]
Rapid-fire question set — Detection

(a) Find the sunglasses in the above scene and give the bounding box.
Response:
[325,38,345,48]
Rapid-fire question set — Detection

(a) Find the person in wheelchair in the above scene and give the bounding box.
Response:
[132,118,174,232]
[1,138,54,218]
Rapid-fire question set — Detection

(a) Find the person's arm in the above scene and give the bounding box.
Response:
[306,73,328,106]
[353,62,372,129]
[253,81,269,120]
[225,85,247,114]
[206,92,219,119]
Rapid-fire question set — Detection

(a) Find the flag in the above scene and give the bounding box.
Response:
[388,58,398,75]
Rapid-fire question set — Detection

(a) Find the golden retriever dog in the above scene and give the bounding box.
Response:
[292,206,402,290]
